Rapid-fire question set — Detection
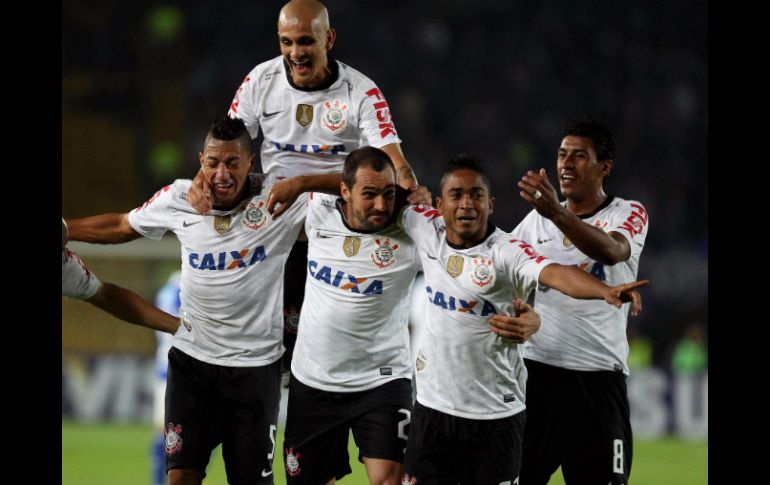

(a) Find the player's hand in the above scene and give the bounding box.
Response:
[488,298,541,344]
[267,177,302,220]
[518,168,563,220]
[604,280,649,314]
[187,168,213,215]
[406,185,432,206]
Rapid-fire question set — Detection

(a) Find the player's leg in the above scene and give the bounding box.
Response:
[519,359,563,485]
[401,401,459,485]
[283,374,353,484]
[463,411,525,485]
[282,238,308,385]
[560,369,633,485]
[151,376,168,485]
[350,379,412,485]
[165,348,222,485]
[218,358,282,485]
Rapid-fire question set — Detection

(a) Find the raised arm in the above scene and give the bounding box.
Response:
[266,173,343,219]
[519,168,629,264]
[88,282,179,334]
[539,263,648,310]
[66,213,141,244]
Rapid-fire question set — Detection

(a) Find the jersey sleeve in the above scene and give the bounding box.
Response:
[61,249,102,300]
[510,209,538,242]
[356,82,402,148]
[127,182,182,240]
[500,238,554,298]
[227,71,260,139]
[398,204,442,246]
[608,200,649,259]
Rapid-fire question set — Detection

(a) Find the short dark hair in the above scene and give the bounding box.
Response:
[205,116,251,153]
[561,117,615,161]
[439,153,491,193]
[342,146,396,188]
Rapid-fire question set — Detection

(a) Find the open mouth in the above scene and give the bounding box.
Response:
[213,181,234,194]
[290,58,312,75]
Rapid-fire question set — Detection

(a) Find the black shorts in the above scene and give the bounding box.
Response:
[164,347,282,485]
[402,401,525,485]
[283,375,413,484]
[520,359,633,485]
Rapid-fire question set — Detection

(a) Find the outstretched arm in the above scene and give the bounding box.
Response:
[518,168,630,264]
[266,173,343,219]
[66,213,141,244]
[88,282,179,334]
[539,263,648,311]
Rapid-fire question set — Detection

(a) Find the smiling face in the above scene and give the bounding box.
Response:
[557,135,612,204]
[436,169,495,248]
[278,3,336,88]
[199,137,254,210]
[341,165,396,231]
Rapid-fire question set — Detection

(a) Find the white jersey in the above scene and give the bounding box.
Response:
[128,174,307,367]
[511,196,649,376]
[154,271,181,380]
[291,193,420,392]
[399,205,553,419]
[62,248,101,299]
[228,56,401,178]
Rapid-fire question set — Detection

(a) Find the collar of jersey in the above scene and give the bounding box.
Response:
[283,57,340,92]
[208,176,259,215]
[571,194,615,219]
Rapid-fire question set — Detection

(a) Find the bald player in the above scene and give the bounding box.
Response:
[188,0,425,378]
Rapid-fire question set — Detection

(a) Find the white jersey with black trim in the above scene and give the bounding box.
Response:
[127,174,307,367]
[62,248,101,299]
[291,193,420,392]
[511,196,649,376]
[227,56,401,178]
[399,205,553,420]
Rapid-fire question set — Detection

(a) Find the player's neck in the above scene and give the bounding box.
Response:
[566,190,607,216]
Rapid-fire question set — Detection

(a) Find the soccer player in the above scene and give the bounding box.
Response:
[187,0,425,376]
[512,118,648,485]
[397,155,646,484]
[62,218,179,335]
[66,117,307,485]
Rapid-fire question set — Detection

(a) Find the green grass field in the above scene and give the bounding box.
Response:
[62,421,707,484]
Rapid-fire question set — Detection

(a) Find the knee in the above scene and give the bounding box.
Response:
[167,467,203,485]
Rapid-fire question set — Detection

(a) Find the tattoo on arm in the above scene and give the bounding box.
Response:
[398,166,417,184]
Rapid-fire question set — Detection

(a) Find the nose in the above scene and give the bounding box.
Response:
[213,163,229,180]
[373,195,388,212]
[459,193,473,208]
[561,154,576,169]
[290,44,303,60]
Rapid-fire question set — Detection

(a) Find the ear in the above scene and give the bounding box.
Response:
[488,196,495,215]
[326,28,336,50]
[602,159,614,177]
[199,152,205,167]
[340,181,351,201]
[249,153,256,168]
[435,196,443,211]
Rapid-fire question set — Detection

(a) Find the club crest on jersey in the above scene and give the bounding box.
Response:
[295,104,313,128]
[214,215,232,234]
[164,423,183,455]
[285,447,302,477]
[446,255,464,278]
[343,236,361,257]
[470,255,494,287]
[371,238,399,268]
[242,200,267,230]
[322,99,348,134]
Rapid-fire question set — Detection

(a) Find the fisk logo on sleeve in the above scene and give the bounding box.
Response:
[365,88,397,139]
[616,203,648,238]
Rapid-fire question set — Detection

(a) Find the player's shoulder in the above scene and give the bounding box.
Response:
[606,195,647,213]
[308,191,339,209]
[336,60,379,88]
[241,56,285,85]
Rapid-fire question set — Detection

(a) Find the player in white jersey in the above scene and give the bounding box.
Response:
[151,271,181,485]
[187,0,425,379]
[397,155,647,484]
[512,119,648,485]
[282,147,431,485]
[65,117,307,485]
[62,218,179,334]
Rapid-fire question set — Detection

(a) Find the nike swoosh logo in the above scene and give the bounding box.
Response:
[316,232,333,238]
[261,469,273,477]
[183,220,202,227]
[426,254,437,260]
[263,110,282,117]
[536,237,554,244]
